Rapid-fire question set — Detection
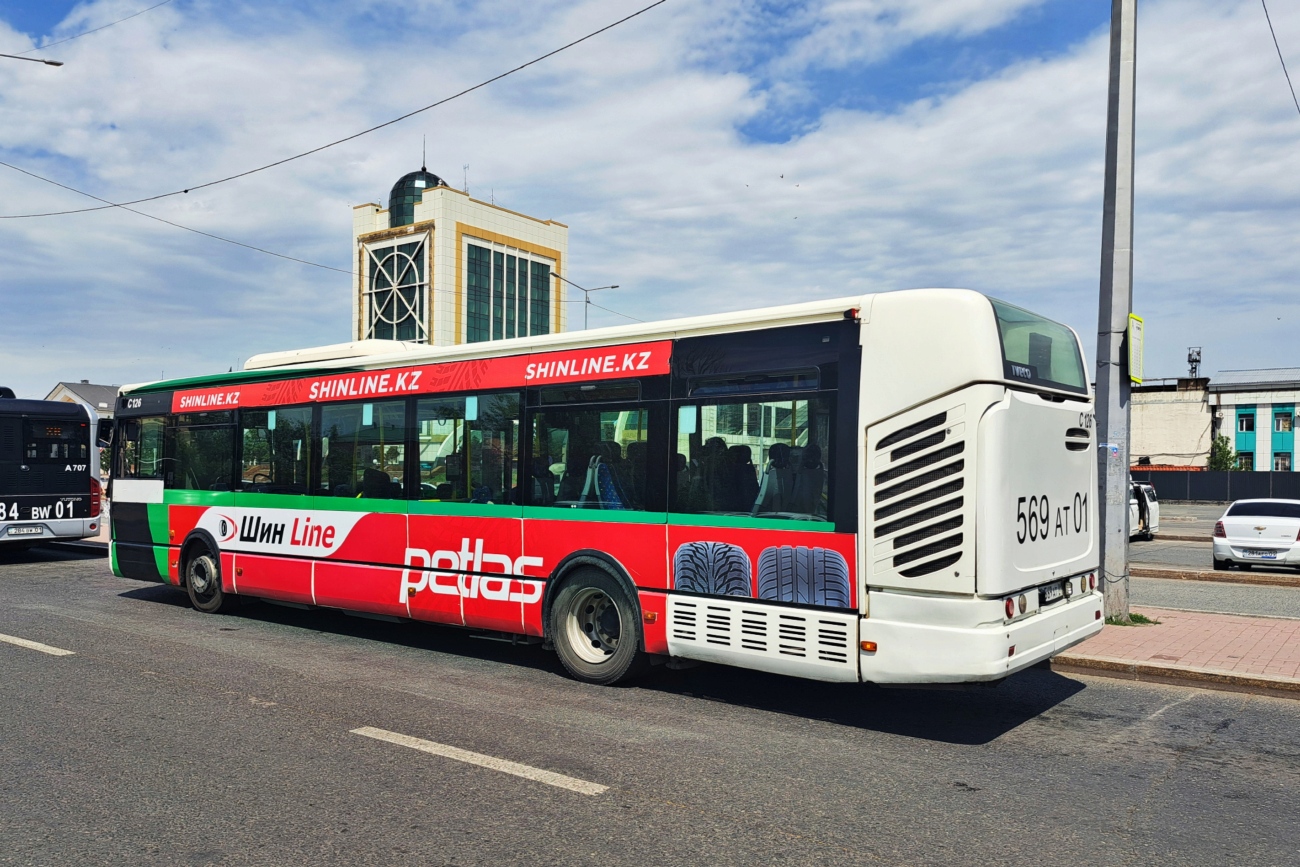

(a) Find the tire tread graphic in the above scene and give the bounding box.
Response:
[672,542,752,597]
[756,546,851,608]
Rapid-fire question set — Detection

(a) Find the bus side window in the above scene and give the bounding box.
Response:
[167,412,235,491]
[240,407,312,495]
[416,393,519,504]
[528,406,652,511]
[671,397,832,521]
[319,401,406,498]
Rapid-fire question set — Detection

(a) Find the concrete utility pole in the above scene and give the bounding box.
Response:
[1096,0,1137,621]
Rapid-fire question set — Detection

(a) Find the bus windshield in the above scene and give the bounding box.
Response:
[990,298,1087,395]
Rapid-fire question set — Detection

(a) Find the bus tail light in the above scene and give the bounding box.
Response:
[1089,572,1097,591]
[1214,521,1226,538]
[1018,594,1028,614]
[1005,598,1016,619]
[89,477,101,517]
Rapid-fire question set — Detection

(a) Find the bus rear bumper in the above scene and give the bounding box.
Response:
[0,518,98,545]
[859,590,1105,684]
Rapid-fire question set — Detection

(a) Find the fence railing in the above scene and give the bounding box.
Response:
[1129,470,1300,502]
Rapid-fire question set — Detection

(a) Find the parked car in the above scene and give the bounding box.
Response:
[1129,482,1159,540]
[1212,499,1300,571]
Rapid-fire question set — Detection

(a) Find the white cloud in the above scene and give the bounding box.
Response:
[0,0,1297,402]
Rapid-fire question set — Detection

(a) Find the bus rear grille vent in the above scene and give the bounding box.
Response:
[871,404,972,579]
[877,412,946,450]
[874,459,965,503]
[875,442,965,486]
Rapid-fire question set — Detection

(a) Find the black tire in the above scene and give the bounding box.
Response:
[185,549,239,614]
[1239,563,1252,572]
[756,546,851,607]
[550,568,646,685]
[672,542,751,596]
[1213,557,1229,571]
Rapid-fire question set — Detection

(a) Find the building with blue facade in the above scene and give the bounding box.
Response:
[1209,369,1300,472]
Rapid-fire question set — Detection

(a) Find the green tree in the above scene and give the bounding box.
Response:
[1207,434,1236,471]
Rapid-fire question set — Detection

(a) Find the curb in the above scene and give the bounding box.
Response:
[1141,533,1210,542]
[1131,565,1300,588]
[1051,654,1300,701]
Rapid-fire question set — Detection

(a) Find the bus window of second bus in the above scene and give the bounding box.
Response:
[673,398,832,521]
[416,394,518,504]
[240,407,311,495]
[529,407,650,510]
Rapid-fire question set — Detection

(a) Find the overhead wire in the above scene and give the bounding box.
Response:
[0,0,670,219]
[0,157,350,273]
[0,158,645,322]
[16,0,176,55]
[1261,0,1300,119]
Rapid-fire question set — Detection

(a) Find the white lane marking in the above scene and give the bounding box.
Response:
[0,632,75,656]
[350,726,607,796]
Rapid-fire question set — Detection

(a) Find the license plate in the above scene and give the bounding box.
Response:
[1040,581,1064,604]
[7,526,42,536]
[1244,549,1278,559]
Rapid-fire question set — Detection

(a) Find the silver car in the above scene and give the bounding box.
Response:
[1212,499,1300,571]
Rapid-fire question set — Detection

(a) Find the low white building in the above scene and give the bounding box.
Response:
[1131,377,1214,468]
[351,168,569,347]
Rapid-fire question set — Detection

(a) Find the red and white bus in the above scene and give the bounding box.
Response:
[109,289,1103,685]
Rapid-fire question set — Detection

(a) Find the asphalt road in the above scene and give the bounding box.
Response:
[3,548,1300,866]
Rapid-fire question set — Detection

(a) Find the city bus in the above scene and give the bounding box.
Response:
[108,289,1103,685]
[0,389,104,548]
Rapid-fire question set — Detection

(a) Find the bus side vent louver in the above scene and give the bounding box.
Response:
[666,597,857,679]
[671,600,698,642]
[869,399,975,588]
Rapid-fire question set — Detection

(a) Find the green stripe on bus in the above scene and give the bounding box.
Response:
[521,507,669,524]
[409,501,523,518]
[147,503,169,545]
[163,490,234,507]
[126,365,350,394]
[153,544,171,582]
[109,541,120,577]
[666,513,838,533]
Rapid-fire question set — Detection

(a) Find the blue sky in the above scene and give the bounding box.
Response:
[1,0,1299,399]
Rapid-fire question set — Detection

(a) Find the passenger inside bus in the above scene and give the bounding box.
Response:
[673,397,831,521]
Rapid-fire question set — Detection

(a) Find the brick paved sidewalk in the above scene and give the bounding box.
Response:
[1053,607,1300,699]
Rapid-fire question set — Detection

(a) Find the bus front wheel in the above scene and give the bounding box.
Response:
[550,569,646,685]
[185,549,239,614]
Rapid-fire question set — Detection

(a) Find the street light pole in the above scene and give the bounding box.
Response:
[0,52,63,67]
[1096,0,1137,621]
[552,272,619,329]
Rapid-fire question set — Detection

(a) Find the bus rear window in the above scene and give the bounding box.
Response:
[990,299,1087,395]
[23,419,88,463]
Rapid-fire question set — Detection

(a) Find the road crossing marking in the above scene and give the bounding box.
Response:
[0,632,75,656]
[350,726,607,796]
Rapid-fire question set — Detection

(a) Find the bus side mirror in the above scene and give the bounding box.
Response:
[97,418,114,448]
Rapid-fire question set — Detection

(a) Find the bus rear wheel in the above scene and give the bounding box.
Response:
[550,569,646,685]
[185,549,239,614]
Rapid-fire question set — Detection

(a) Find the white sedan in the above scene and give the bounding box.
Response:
[1212,499,1300,571]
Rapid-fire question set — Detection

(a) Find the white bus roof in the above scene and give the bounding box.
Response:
[240,292,880,375]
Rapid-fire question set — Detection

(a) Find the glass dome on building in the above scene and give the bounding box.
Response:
[388,168,445,227]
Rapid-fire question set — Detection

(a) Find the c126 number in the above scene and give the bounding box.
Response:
[1016,492,1088,544]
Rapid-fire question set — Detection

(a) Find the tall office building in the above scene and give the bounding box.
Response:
[352,168,568,346]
